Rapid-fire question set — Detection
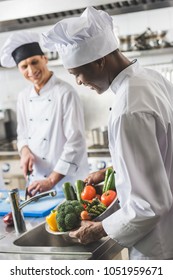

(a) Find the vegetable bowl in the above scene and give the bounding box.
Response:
[45,170,119,235]
[94,195,119,222]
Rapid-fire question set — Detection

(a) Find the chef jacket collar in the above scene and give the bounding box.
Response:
[29,72,56,98]
[110,59,139,93]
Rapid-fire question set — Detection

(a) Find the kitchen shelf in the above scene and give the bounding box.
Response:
[48,59,63,67]
[46,47,173,67]
[123,47,173,59]
[87,148,110,153]
[1,48,172,69]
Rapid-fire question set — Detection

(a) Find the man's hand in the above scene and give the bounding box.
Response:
[69,220,107,244]
[27,171,64,196]
[84,169,106,186]
[20,146,34,177]
[27,178,54,196]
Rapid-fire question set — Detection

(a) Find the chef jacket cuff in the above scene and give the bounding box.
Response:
[102,209,159,248]
[17,140,28,154]
[102,216,136,248]
[54,159,78,176]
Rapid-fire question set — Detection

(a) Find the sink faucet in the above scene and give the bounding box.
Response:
[8,188,57,234]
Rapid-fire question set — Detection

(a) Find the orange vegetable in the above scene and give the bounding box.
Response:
[81,185,96,200]
[80,210,91,220]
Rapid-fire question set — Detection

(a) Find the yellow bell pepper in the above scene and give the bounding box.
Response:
[46,210,58,231]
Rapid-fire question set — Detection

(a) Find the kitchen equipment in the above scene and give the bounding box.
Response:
[91,126,108,148]
[0,189,64,217]
[91,127,100,146]
[94,196,120,222]
[0,153,25,190]
[134,28,168,51]
[100,126,109,147]
[0,109,17,141]
[9,188,57,234]
[87,145,111,172]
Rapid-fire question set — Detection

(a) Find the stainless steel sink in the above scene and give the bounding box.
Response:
[0,216,123,260]
[12,221,122,259]
[14,221,77,247]
[0,193,123,260]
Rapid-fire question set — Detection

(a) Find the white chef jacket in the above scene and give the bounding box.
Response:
[17,73,89,195]
[102,60,173,259]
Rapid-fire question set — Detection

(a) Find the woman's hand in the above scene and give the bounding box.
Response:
[69,220,107,244]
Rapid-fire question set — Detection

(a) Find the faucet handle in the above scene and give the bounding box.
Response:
[8,188,20,207]
[8,189,57,235]
[19,190,57,210]
[8,188,26,234]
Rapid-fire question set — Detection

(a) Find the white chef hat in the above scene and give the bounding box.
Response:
[0,31,44,68]
[42,6,119,69]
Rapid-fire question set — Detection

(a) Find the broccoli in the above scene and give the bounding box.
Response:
[56,200,84,232]
[74,205,84,216]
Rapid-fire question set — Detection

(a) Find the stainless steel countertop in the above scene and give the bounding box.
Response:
[0,216,123,260]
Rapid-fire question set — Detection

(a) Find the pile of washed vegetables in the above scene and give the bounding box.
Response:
[46,167,117,232]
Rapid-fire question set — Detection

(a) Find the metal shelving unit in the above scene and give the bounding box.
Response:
[123,47,173,59]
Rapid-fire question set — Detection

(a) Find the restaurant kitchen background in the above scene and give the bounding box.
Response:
[0,1,173,188]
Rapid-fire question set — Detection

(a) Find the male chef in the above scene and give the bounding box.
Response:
[42,7,173,259]
[0,31,89,197]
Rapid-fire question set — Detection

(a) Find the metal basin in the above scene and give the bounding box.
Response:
[13,221,77,247]
[0,217,122,260]
[12,221,122,260]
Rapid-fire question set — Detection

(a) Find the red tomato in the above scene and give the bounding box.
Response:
[101,190,117,207]
[82,204,87,209]
[81,185,96,200]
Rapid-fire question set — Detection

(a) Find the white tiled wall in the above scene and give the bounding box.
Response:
[0,7,173,131]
